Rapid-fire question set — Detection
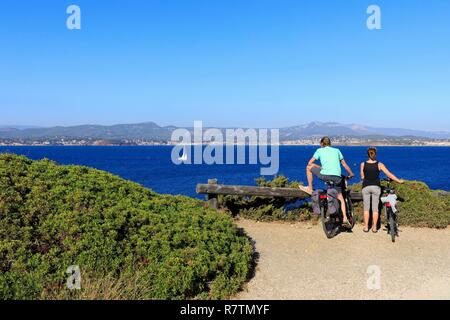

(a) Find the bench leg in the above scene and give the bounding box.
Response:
[206,194,218,210]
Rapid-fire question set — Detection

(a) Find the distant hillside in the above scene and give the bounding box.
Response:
[0,121,448,142]
[0,122,173,141]
[366,126,450,140]
[280,122,450,140]
[0,125,41,130]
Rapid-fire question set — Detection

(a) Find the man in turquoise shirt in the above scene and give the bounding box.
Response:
[300,137,354,224]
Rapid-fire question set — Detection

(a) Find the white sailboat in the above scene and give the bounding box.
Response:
[178,146,188,162]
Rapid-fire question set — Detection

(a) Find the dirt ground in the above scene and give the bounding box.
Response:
[235,219,450,300]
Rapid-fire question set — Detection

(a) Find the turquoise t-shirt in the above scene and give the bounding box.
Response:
[313,146,344,177]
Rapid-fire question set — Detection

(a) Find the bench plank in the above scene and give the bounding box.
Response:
[196,183,363,201]
[197,184,311,199]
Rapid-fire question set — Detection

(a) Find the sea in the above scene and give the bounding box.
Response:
[1,146,449,197]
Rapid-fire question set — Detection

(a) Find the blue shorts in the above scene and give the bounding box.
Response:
[311,167,342,193]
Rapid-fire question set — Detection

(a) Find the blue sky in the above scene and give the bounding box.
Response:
[0,0,449,131]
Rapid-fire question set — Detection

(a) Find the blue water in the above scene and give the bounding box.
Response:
[1,146,449,197]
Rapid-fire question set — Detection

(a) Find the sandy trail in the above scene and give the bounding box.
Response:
[235,219,450,300]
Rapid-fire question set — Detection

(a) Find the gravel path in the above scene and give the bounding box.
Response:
[235,219,450,300]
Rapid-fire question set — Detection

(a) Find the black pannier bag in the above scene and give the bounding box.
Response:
[327,188,340,215]
[311,190,321,215]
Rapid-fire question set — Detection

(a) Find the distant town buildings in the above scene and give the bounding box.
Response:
[0,136,449,147]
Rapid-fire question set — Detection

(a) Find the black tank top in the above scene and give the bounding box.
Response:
[363,162,380,188]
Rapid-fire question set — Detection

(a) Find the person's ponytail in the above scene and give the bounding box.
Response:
[367,147,377,161]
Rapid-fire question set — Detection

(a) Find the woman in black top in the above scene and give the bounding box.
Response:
[360,148,404,233]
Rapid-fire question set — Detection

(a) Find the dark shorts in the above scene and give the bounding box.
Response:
[311,167,342,193]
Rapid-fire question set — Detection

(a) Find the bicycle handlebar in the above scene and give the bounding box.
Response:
[381,179,405,202]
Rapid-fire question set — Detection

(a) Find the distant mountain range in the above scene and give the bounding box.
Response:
[0,122,174,141]
[279,122,450,140]
[0,121,449,141]
[0,125,42,130]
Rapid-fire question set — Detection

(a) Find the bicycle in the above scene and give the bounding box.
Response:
[319,176,355,239]
[380,178,403,243]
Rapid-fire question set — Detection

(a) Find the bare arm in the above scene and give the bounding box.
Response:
[379,162,404,183]
[360,162,365,180]
[341,159,355,178]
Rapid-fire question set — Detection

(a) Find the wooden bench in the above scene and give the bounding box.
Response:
[196,179,363,210]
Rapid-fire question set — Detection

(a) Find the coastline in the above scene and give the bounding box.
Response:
[1,143,450,147]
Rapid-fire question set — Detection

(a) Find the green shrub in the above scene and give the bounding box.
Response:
[220,176,314,221]
[0,154,253,300]
[352,180,450,228]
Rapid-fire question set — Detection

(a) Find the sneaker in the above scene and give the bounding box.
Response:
[299,186,313,195]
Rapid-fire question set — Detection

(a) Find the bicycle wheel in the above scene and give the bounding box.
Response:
[388,210,396,243]
[345,197,355,229]
[321,206,339,239]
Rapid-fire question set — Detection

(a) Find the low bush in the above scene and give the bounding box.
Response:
[220,176,314,221]
[0,154,253,300]
[352,180,450,228]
